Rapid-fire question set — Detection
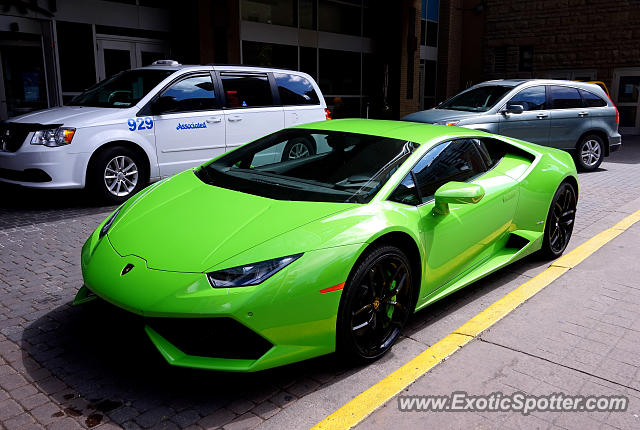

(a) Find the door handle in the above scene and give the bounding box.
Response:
[228,116,243,122]
[536,113,548,119]
[578,112,589,117]
[206,117,222,123]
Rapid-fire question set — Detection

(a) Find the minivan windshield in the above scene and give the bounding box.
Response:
[437,85,513,112]
[198,129,419,203]
[68,69,173,108]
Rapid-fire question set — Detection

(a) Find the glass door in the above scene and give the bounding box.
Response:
[0,38,48,119]
[613,69,640,135]
[97,38,169,81]
[97,39,136,81]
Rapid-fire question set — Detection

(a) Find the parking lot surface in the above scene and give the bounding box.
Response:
[1,137,639,429]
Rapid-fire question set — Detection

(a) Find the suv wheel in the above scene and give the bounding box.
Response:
[576,134,604,171]
[89,146,148,204]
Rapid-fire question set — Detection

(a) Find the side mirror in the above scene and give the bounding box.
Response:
[504,104,524,114]
[433,181,485,215]
[152,96,178,115]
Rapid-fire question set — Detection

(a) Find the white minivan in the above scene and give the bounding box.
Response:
[0,61,330,202]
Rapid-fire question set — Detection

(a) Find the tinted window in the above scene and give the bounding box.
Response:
[200,129,419,203]
[275,73,320,105]
[157,75,216,112]
[549,86,582,109]
[220,74,273,108]
[580,89,607,107]
[413,140,486,202]
[507,86,546,111]
[472,138,507,169]
[389,174,421,206]
[438,85,513,112]
[69,69,173,108]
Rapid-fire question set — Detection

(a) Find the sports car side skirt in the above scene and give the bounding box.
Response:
[416,229,543,311]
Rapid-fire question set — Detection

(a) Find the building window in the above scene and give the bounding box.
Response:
[492,46,507,74]
[519,46,533,72]
[318,0,362,36]
[242,41,298,70]
[420,0,439,47]
[56,21,96,101]
[319,49,361,95]
[241,0,297,27]
[299,0,317,29]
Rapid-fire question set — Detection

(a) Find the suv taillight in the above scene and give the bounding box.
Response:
[606,94,619,124]
[325,108,332,120]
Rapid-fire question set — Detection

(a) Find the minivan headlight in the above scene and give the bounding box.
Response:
[207,254,303,288]
[31,127,76,147]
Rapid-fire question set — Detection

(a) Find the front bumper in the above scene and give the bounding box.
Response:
[0,143,90,189]
[79,230,359,372]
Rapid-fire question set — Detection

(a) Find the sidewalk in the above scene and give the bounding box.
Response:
[358,220,640,429]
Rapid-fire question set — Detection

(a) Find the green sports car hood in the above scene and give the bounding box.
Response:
[107,170,357,273]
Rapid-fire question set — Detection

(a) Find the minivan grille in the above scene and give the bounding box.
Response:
[0,122,59,153]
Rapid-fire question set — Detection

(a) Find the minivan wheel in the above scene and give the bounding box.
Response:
[576,134,604,171]
[89,146,148,204]
[281,137,316,161]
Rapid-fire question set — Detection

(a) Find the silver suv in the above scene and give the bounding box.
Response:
[403,79,621,171]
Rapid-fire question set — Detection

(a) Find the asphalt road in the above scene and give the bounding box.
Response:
[0,137,639,429]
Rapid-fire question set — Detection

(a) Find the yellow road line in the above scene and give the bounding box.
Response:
[312,209,640,430]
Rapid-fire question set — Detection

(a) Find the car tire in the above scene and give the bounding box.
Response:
[281,137,316,161]
[539,182,577,259]
[336,245,414,364]
[89,145,148,204]
[575,134,605,171]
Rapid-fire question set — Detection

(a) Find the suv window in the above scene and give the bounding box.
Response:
[549,86,582,109]
[507,86,546,111]
[156,74,216,112]
[579,89,607,107]
[220,74,273,108]
[410,139,486,203]
[274,73,320,105]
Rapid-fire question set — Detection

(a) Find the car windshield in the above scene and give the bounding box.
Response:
[68,69,173,108]
[198,129,419,203]
[437,85,513,112]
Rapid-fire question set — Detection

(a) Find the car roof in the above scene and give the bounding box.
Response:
[135,63,311,75]
[293,119,491,146]
[476,78,605,91]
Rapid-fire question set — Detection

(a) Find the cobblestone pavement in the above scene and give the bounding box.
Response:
[0,138,639,429]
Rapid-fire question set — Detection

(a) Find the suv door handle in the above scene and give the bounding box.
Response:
[206,117,222,123]
[578,112,589,117]
[228,116,243,122]
[536,113,548,119]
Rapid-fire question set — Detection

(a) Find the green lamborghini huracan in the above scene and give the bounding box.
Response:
[78,119,578,372]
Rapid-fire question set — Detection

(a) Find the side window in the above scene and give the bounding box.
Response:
[156,75,216,112]
[549,86,582,109]
[580,89,607,107]
[506,86,546,111]
[220,74,273,108]
[412,140,487,203]
[472,138,507,169]
[389,174,420,206]
[274,73,320,105]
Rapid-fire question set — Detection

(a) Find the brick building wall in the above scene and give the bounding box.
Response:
[483,0,640,86]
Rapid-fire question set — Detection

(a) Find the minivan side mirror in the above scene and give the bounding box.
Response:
[433,181,485,215]
[504,104,524,114]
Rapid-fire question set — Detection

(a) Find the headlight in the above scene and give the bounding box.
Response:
[436,120,460,126]
[99,207,122,239]
[207,254,303,288]
[31,127,76,146]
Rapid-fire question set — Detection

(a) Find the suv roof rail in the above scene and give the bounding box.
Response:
[151,60,181,66]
